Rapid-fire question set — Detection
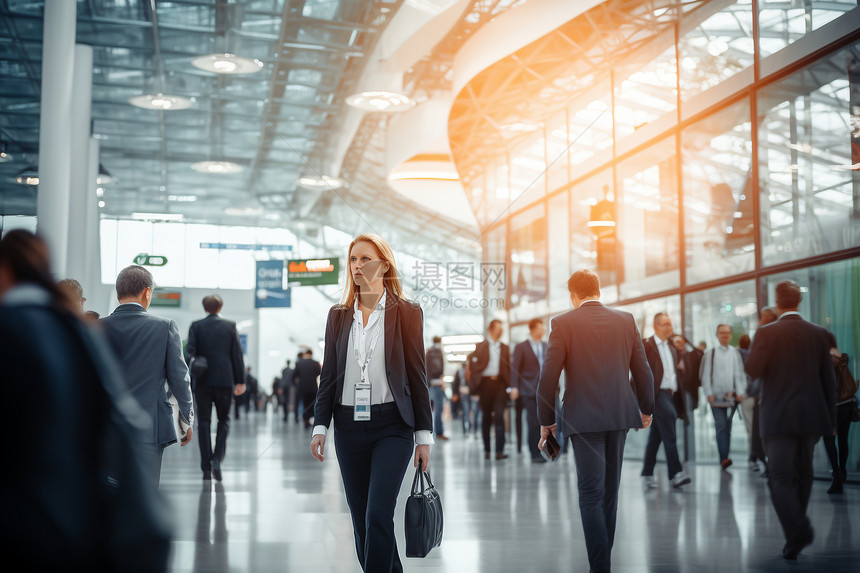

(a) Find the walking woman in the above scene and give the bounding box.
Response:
[310,233,433,573]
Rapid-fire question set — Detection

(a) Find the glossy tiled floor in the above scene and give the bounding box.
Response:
[161,409,860,573]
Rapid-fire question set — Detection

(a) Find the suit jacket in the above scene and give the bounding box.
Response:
[511,339,544,397]
[187,314,245,388]
[293,358,322,393]
[644,336,686,421]
[0,288,172,571]
[314,292,432,432]
[101,304,194,447]
[537,302,654,434]
[677,349,702,409]
[467,339,511,390]
[744,314,836,437]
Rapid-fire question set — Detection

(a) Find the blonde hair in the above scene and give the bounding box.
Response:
[340,233,403,307]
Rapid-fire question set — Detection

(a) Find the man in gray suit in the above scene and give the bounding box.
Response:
[101,265,194,485]
[538,269,654,573]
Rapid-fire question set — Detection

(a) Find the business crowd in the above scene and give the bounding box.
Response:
[2,229,856,573]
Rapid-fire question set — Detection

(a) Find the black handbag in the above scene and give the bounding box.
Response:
[405,468,443,558]
[190,356,208,381]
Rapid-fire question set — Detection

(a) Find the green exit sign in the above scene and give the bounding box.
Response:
[133,253,168,267]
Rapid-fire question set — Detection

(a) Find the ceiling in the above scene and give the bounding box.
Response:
[0,0,489,254]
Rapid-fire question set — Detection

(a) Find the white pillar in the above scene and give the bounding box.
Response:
[67,43,93,282]
[84,137,102,301]
[36,0,76,277]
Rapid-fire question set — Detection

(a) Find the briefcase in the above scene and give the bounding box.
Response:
[405,468,443,558]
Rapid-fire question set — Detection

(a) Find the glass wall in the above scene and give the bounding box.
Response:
[617,137,680,299]
[570,169,618,303]
[758,0,858,58]
[509,204,547,323]
[758,42,860,265]
[682,98,754,284]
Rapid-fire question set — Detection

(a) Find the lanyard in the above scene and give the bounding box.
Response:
[353,308,384,384]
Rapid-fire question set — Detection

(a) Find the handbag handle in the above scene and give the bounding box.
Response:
[411,467,435,495]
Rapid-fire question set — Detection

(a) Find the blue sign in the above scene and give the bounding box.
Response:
[201,242,293,251]
[239,334,248,355]
[255,260,291,308]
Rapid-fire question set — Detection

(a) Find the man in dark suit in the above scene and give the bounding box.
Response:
[538,269,654,573]
[511,318,546,463]
[744,281,836,560]
[187,294,245,481]
[641,313,690,489]
[294,350,322,428]
[101,265,195,485]
[467,319,511,460]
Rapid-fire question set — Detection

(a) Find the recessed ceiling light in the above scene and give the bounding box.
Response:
[0,142,10,162]
[345,91,416,112]
[131,212,184,221]
[297,175,344,189]
[15,165,39,185]
[129,93,194,111]
[224,206,264,216]
[192,53,264,75]
[191,160,243,174]
[96,163,116,184]
[168,195,198,202]
[501,122,541,133]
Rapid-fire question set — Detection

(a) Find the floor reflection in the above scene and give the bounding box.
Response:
[193,483,228,573]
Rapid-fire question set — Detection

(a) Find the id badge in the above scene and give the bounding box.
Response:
[354,383,372,421]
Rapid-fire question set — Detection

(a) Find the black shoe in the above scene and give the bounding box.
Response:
[827,472,844,494]
[202,471,212,480]
[484,452,490,460]
[211,457,222,482]
[495,453,508,460]
[531,457,547,464]
[784,527,814,560]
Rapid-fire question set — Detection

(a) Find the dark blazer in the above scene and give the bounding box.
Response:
[744,314,836,437]
[101,304,194,447]
[678,348,703,409]
[643,336,686,421]
[293,358,322,393]
[187,314,245,388]
[537,302,654,434]
[468,339,511,388]
[1,291,172,571]
[511,339,544,397]
[314,292,433,432]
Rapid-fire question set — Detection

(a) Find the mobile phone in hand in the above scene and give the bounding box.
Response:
[540,433,561,462]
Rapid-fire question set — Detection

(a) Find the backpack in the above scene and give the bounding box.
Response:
[426,347,444,380]
[835,353,858,403]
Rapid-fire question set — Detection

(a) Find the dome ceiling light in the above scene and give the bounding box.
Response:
[192,160,244,174]
[129,93,194,111]
[192,53,264,75]
[297,175,344,189]
[345,91,416,112]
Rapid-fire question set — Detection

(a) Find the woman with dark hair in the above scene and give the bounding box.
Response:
[0,230,172,571]
[310,233,433,573]
[823,332,856,494]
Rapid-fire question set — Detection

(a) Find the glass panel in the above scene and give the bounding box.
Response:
[758,0,857,59]
[757,43,860,266]
[761,257,860,478]
[683,280,758,463]
[614,39,678,141]
[568,79,613,168]
[483,224,508,327]
[570,169,618,304]
[509,134,547,208]
[682,98,755,285]
[617,137,681,299]
[678,0,754,101]
[546,109,569,193]
[509,204,548,323]
[548,191,570,314]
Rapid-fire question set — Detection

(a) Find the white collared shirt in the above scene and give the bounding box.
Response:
[313,290,433,445]
[484,337,502,376]
[341,290,392,406]
[655,336,678,392]
[701,343,746,397]
[529,339,545,368]
[777,311,801,320]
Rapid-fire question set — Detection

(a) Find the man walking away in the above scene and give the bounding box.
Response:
[744,281,836,560]
[426,336,449,440]
[187,294,245,481]
[538,269,654,573]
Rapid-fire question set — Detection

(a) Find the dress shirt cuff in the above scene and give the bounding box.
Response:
[312,425,327,438]
[415,430,434,445]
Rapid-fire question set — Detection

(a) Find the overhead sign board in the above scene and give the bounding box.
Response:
[286,258,340,286]
[255,260,291,308]
[150,290,181,308]
[133,253,168,267]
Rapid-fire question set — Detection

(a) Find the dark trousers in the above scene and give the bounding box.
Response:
[642,390,683,478]
[750,401,766,463]
[196,385,232,472]
[479,378,506,454]
[522,394,541,459]
[333,404,413,573]
[823,402,854,473]
[300,386,317,427]
[763,435,817,544]
[513,396,524,452]
[711,405,736,462]
[570,430,628,573]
